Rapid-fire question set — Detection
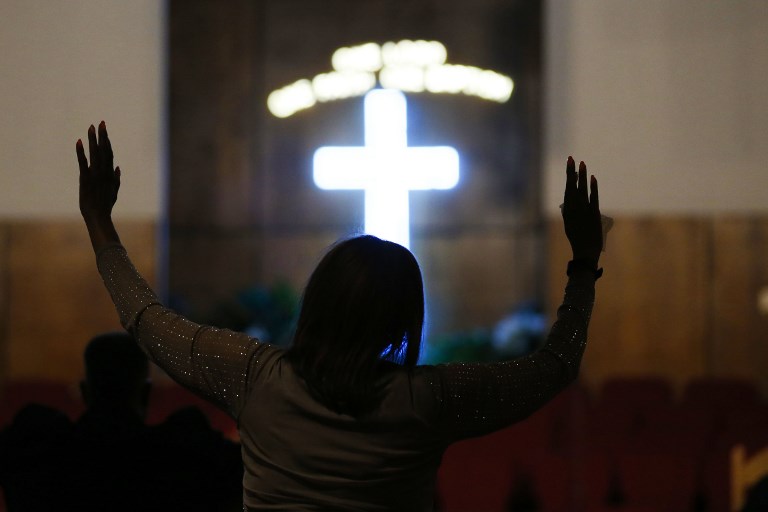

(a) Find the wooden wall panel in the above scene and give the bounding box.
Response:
[0,225,10,380]
[168,0,260,229]
[248,228,544,338]
[710,217,768,392]
[169,231,262,318]
[548,216,711,394]
[167,0,266,323]
[167,0,544,338]
[418,230,544,336]
[2,219,156,383]
[3,214,765,393]
[260,232,342,294]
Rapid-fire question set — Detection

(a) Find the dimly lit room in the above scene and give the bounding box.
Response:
[1,1,767,510]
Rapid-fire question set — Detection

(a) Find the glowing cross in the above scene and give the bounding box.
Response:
[313,89,459,248]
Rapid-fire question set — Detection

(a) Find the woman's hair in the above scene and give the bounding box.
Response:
[286,235,424,416]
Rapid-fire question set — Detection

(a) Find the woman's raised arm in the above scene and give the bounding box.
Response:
[75,122,273,419]
[431,157,603,441]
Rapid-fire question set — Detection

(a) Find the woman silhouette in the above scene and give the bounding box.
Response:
[76,121,603,511]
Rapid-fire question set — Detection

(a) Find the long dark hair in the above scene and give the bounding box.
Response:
[286,235,424,415]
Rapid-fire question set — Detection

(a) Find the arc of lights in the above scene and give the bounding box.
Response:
[268,40,512,249]
[267,40,514,118]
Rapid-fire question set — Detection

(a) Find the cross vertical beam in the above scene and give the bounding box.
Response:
[313,89,459,249]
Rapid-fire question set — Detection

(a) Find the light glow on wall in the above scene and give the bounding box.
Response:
[313,89,459,248]
[268,40,513,118]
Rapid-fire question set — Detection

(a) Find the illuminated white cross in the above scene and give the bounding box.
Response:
[313,89,459,249]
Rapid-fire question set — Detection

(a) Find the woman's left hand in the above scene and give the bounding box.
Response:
[76,121,120,222]
[76,121,122,251]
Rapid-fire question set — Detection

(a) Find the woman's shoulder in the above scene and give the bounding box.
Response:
[245,342,288,381]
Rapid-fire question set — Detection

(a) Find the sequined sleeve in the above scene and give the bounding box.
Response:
[431,271,596,441]
[96,243,267,419]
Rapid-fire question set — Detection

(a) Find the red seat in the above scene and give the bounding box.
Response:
[0,381,84,424]
[697,407,768,511]
[437,432,517,512]
[683,377,759,410]
[615,449,698,512]
[436,383,592,511]
[700,444,732,512]
[720,404,768,452]
[546,383,592,456]
[526,451,572,512]
[509,382,592,460]
[588,378,674,457]
[595,378,673,434]
[681,377,761,446]
[576,451,620,511]
[600,377,673,408]
[147,384,238,439]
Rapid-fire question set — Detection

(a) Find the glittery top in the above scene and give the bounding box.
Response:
[97,243,595,511]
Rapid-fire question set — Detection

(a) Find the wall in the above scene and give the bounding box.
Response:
[0,0,164,219]
[543,0,768,394]
[0,221,157,381]
[544,0,768,214]
[2,0,767,394]
[547,216,768,394]
[166,0,545,341]
[0,1,163,383]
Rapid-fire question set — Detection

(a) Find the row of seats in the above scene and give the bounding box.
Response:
[2,377,766,511]
[0,380,238,439]
[437,377,768,512]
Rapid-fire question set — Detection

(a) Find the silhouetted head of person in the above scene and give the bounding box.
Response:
[80,332,150,420]
[287,235,424,415]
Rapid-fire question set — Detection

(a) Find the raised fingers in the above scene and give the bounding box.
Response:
[590,175,600,212]
[565,156,577,200]
[87,124,99,170]
[98,121,113,171]
[76,139,88,175]
[578,161,588,201]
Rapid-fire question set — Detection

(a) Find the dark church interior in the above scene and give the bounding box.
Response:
[1,1,767,510]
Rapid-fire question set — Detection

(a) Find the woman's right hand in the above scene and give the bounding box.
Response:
[562,156,602,266]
